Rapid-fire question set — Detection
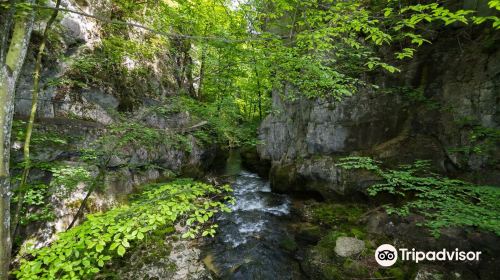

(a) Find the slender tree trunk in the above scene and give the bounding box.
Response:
[197,43,207,100]
[12,0,62,238]
[250,46,263,120]
[66,167,105,230]
[0,1,35,278]
[0,1,16,63]
[182,41,196,98]
[256,78,262,120]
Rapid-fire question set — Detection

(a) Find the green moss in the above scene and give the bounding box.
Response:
[349,227,367,239]
[311,203,366,227]
[279,236,298,252]
[322,265,342,279]
[374,264,418,280]
[316,231,345,259]
[387,267,406,280]
[342,259,370,277]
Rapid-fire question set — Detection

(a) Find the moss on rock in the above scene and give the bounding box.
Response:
[311,203,366,227]
[279,236,298,252]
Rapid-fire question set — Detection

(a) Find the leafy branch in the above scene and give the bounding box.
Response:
[337,157,500,237]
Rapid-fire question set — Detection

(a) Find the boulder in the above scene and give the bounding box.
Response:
[413,266,445,280]
[334,237,365,257]
[295,224,322,244]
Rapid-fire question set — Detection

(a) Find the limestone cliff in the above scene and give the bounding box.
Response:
[258,29,500,198]
[11,0,219,246]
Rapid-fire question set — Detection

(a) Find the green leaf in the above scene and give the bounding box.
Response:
[95,244,104,253]
[122,239,130,248]
[117,245,126,257]
[137,232,144,240]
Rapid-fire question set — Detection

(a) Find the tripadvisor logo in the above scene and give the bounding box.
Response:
[375,244,398,267]
[374,244,482,267]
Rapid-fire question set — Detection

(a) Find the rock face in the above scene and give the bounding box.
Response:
[12,0,221,250]
[114,237,212,280]
[258,30,500,197]
[259,89,407,161]
[14,0,102,120]
[334,237,365,257]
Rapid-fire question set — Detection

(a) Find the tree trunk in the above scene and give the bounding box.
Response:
[197,44,207,100]
[0,1,35,278]
[66,167,105,231]
[250,46,263,120]
[12,0,62,239]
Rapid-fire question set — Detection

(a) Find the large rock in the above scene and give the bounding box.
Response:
[269,155,382,198]
[15,115,219,250]
[334,237,365,257]
[258,88,407,161]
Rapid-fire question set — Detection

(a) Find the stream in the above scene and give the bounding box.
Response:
[203,152,304,279]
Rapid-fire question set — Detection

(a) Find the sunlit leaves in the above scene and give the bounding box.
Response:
[15,180,233,279]
[248,0,500,101]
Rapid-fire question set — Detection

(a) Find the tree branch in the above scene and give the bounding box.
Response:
[32,4,286,43]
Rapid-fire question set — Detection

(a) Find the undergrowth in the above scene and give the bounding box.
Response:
[153,96,260,148]
[15,179,234,279]
[337,157,500,237]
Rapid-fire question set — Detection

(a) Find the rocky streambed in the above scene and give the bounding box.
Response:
[202,170,303,279]
[197,151,500,280]
[96,151,499,280]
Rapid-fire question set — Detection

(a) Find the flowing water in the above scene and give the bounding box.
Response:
[203,152,304,279]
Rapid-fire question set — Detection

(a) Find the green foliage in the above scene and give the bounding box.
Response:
[12,120,68,147]
[49,164,93,195]
[107,120,192,152]
[53,0,500,148]
[15,179,234,279]
[10,121,88,227]
[11,162,93,229]
[245,0,500,100]
[448,119,500,162]
[336,156,381,171]
[337,157,500,237]
[45,77,88,92]
[154,96,259,148]
[64,52,103,88]
[12,183,55,226]
[63,36,161,103]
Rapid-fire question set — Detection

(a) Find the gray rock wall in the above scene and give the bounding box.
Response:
[258,30,500,197]
[11,0,220,246]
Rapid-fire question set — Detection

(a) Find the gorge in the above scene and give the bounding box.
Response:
[0,0,499,279]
